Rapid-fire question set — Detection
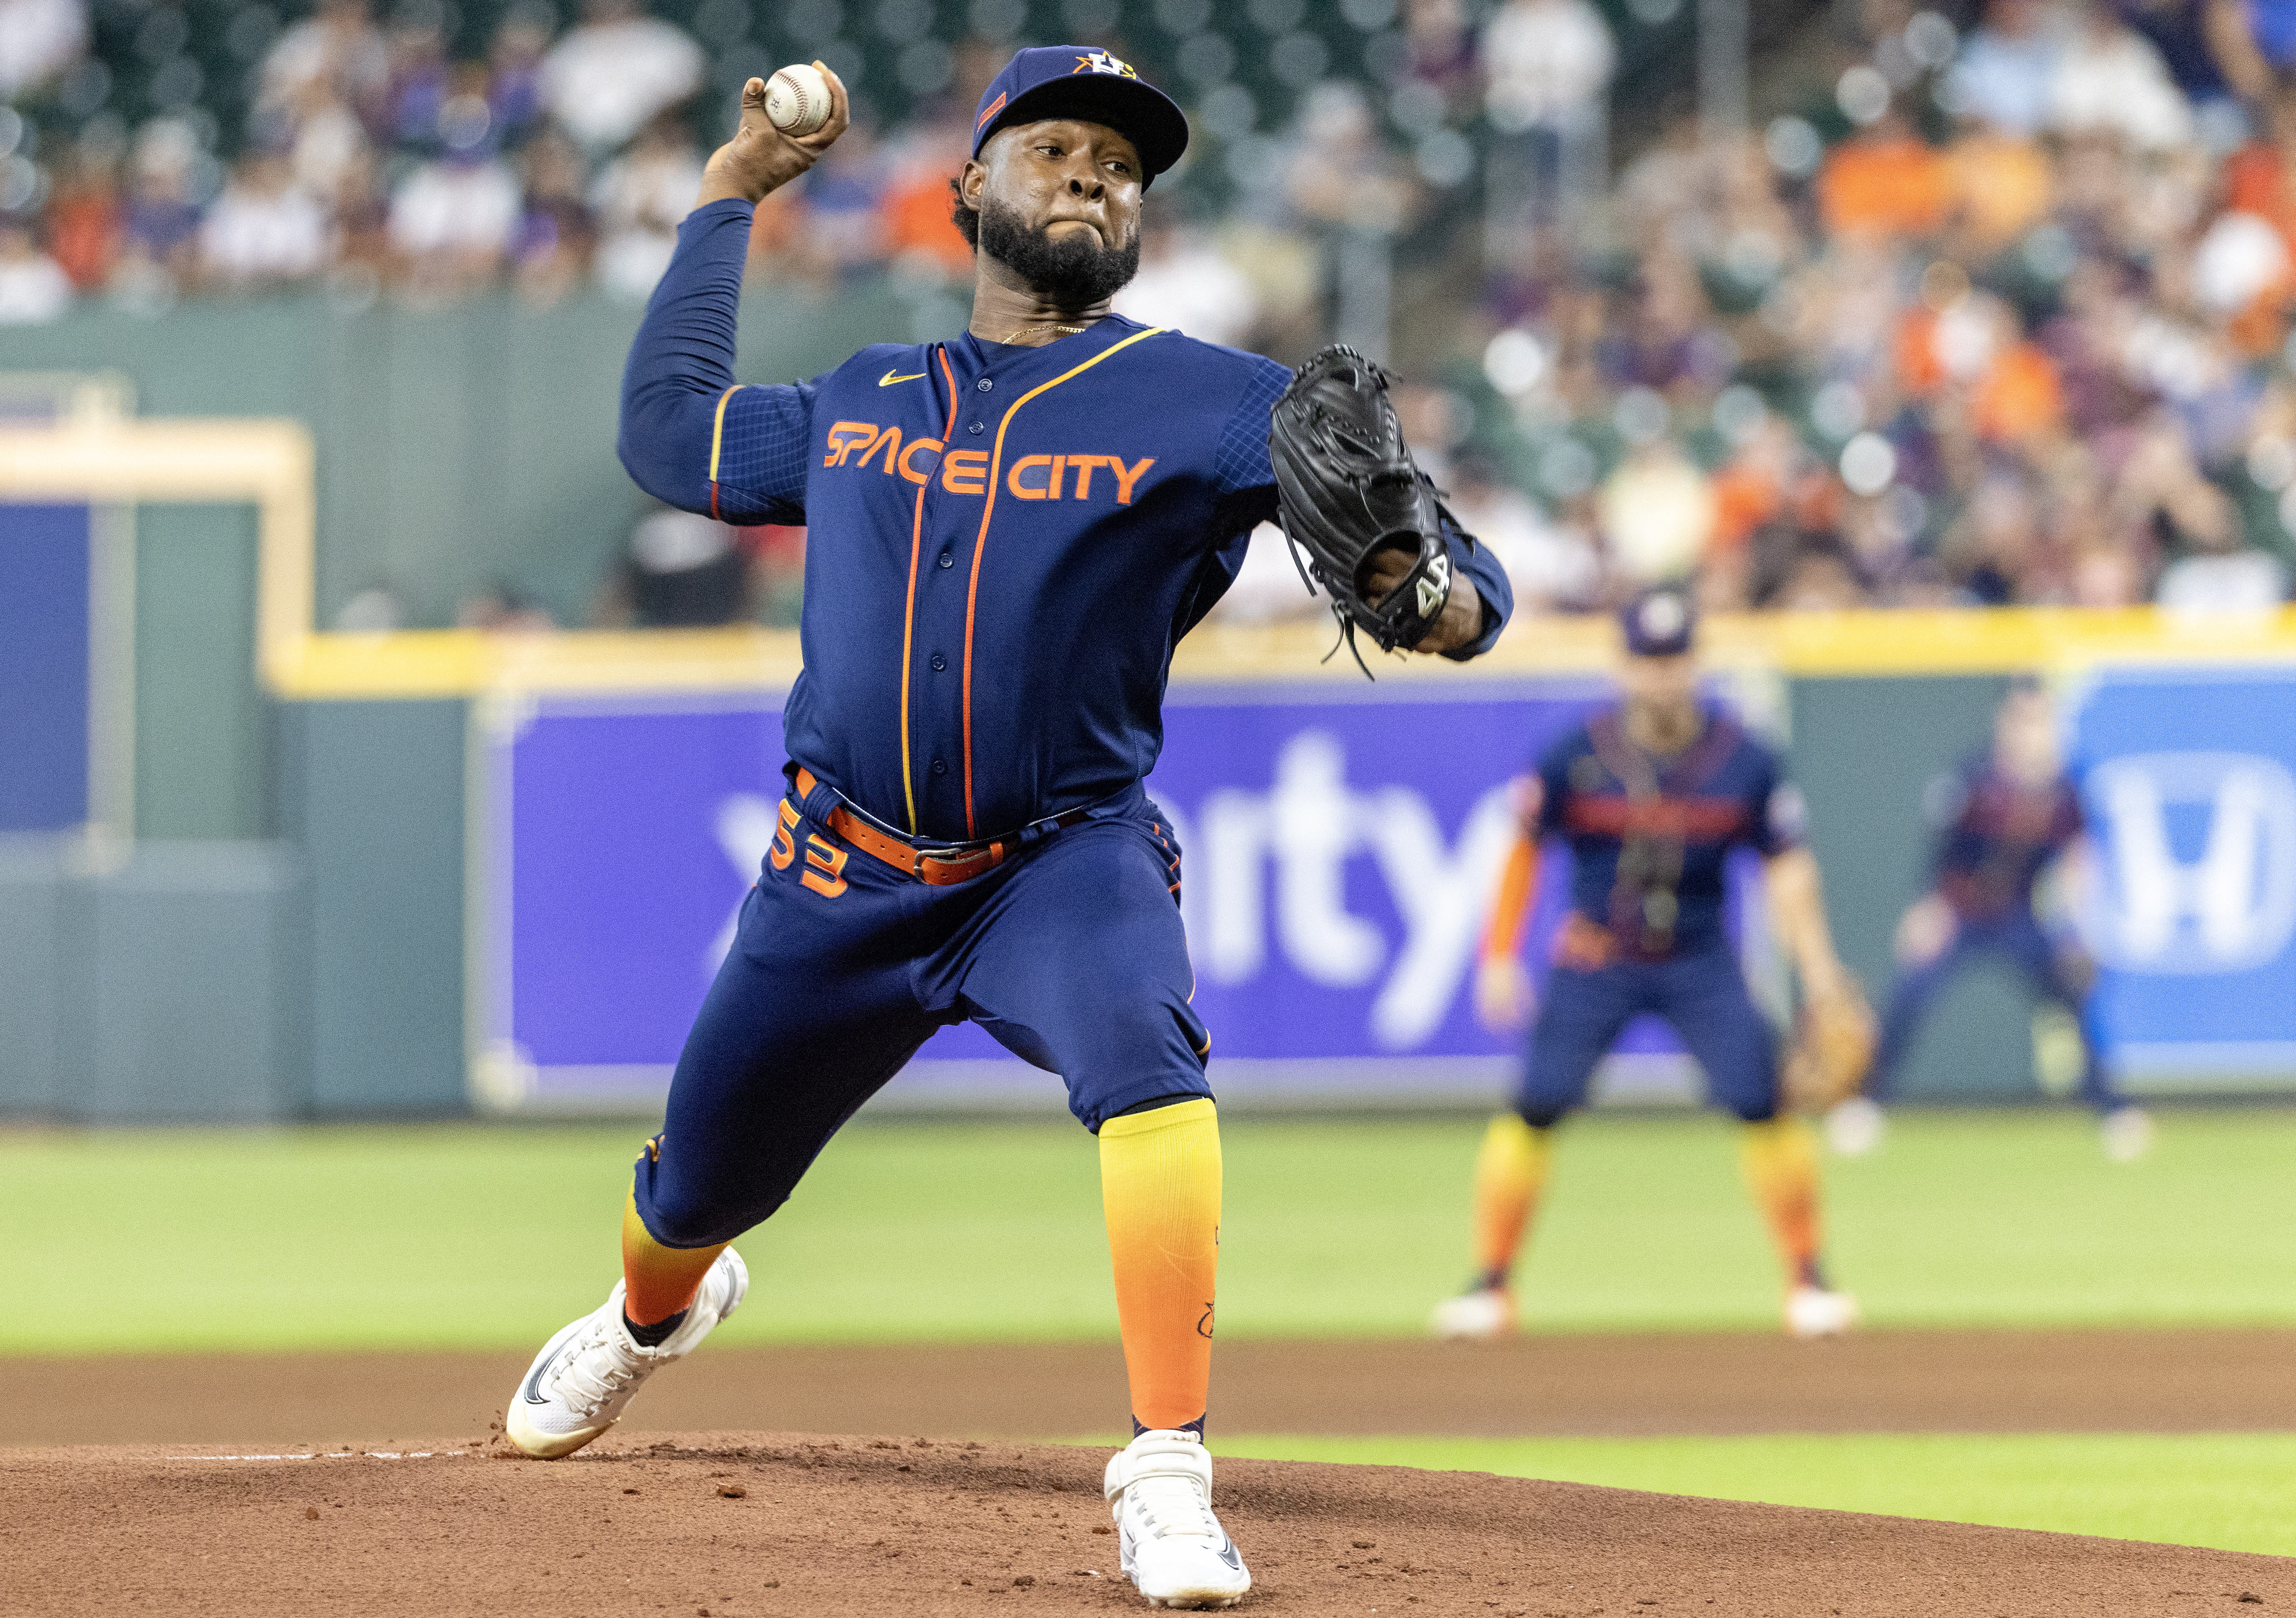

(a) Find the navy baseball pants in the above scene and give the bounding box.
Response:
[632,775,1212,1248]
[1516,945,1780,1126]
[1868,910,2116,1110]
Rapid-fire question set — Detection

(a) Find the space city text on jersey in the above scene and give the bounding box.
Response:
[619,207,1512,848]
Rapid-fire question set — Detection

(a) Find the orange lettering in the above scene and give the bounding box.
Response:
[1048,455,1068,499]
[824,420,878,467]
[1067,453,1108,498]
[769,800,799,870]
[1007,454,1057,499]
[801,834,849,899]
[898,437,944,484]
[941,449,990,495]
[856,425,901,471]
[1108,455,1157,505]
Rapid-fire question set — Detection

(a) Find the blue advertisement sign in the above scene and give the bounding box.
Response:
[0,502,92,832]
[2072,667,2296,1090]
[473,679,1778,1111]
[488,697,789,1079]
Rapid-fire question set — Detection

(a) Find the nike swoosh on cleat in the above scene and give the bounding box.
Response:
[1216,1538,1243,1572]
[522,1343,567,1405]
[879,369,927,386]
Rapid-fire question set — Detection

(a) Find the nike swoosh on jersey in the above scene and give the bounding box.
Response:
[879,369,928,386]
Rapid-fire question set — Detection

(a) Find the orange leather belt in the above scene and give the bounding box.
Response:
[793,768,1086,886]
[1550,912,1621,971]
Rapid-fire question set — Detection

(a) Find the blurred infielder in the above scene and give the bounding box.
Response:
[1827,681,2153,1163]
[502,47,1512,1610]
[1435,588,1861,1342]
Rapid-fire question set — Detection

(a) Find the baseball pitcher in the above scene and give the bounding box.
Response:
[502,46,1513,1610]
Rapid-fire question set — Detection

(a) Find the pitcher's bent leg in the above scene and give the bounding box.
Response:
[634,875,939,1264]
[951,819,1218,1431]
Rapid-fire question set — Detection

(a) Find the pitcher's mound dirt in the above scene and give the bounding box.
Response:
[4,1433,2286,1617]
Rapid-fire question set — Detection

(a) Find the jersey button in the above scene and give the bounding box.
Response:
[968,421,984,434]
[931,758,948,776]
[938,550,954,568]
[975,378,993,392]
[929,653,947,671]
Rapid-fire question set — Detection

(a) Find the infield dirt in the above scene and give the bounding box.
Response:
[13,1326,2296,1447]
[8,1431,2292,1617]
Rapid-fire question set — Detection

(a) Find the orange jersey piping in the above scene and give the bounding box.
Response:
[958,326,1166,835]
[895,348,957,833]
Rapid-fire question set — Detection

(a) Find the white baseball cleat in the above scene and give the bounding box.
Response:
[1429,1285,1516,1341]
[1103,1429,1251,1609]
[1784,1283,1859,1340]
[505,1248,747,1459]
[1824,1096,1886,1158]
[2102,1105,2155,1164]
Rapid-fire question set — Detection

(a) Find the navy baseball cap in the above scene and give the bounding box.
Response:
[970,46,1190,186]
[1621,586,1697,657]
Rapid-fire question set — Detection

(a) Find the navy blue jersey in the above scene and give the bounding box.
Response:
[619,199,1513,842]
[1531,704,1803,958]
[1927,753,2083,920]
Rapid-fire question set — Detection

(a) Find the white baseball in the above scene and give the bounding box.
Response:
[763,64,831,137]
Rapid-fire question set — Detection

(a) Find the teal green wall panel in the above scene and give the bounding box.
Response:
[1791,675,2046,1102]
[0,836,69,1115]
[276,698,466,1113]
[135,505,263,840]
[70,842,302,1123]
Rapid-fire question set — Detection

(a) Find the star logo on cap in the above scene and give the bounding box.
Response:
[1639,591,1688,643]
[1072,49,1138,77]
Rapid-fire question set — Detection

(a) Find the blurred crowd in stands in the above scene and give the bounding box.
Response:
[11,0,2296,621]
[1424,0,2296,623]
[0,0,744,310]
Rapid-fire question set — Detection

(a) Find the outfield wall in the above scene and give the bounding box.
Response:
[449,660,2296,1117]
[10,384,2296,1118]
[8,603,2294,1117]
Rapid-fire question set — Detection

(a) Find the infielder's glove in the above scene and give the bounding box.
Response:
[1782,979,1879,1115]
[1268,344,1474,670]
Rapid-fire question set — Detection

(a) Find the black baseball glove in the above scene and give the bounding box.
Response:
[1267,344,1475,671]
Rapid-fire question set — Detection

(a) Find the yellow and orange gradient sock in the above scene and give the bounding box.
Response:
[619,1188,727,1328]
[1099,1098,1222,1434]
[1469,1113,1552,1291]
[1739,1117,1826,1289]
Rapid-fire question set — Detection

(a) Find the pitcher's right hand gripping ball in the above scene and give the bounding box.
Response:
[1269,344,1470,662]
[698,61,849,207]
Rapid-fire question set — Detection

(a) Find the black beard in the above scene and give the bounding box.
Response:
[976,196,1140,308]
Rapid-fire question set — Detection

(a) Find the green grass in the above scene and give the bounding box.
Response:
[1208,1432,2296,1559]
[8,1107,2296,1354]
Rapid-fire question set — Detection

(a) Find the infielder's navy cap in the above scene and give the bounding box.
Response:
[1621,585,1697,656]
[970,46,1190,185]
